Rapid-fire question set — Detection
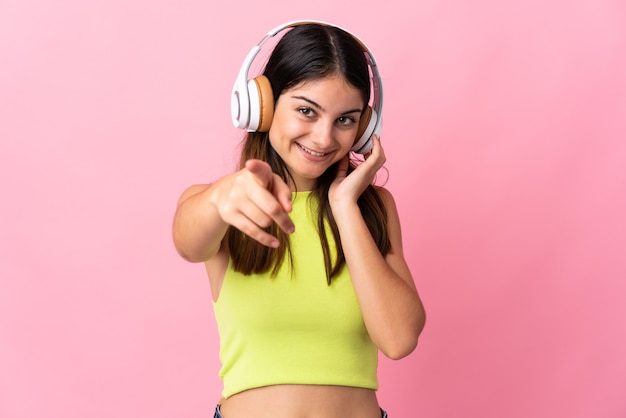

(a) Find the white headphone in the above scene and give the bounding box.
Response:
[230,20,384,154]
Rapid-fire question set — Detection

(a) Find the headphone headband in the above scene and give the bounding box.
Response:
[231,20,383,154]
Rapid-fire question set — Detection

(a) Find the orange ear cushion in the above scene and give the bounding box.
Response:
[356,106,373,141]
[253,75,274,132]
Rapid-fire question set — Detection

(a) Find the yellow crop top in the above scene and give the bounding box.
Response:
[213,192,378,398]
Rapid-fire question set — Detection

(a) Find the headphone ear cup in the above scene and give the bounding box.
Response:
[247,75,274,132]
[356,106,372,140]
[352,106,377,153]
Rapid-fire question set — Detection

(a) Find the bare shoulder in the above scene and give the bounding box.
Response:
[373,186,399,214]
[177,183,211,206]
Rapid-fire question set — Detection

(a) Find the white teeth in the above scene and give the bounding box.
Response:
[298,143,326,157]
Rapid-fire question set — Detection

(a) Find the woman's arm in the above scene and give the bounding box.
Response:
[172,160,295,263]
[172,183,228,262]
[330,137,426,359]
[335,188,425,359]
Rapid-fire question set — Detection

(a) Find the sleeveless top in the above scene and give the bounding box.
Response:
[213,192,378,398]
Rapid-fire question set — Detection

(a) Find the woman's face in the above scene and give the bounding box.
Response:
[268,75,365,191]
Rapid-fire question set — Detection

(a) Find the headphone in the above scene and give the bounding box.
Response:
[230,20,384,154]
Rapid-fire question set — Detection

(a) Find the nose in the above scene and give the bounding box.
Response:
[311,119,334,149]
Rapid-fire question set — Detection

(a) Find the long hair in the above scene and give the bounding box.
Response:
[227,23,390,284]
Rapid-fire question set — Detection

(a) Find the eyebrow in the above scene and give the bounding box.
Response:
[291,95,363,115]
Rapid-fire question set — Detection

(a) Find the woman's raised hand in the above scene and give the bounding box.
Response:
[211,159,294,248]
[329,135,386,208]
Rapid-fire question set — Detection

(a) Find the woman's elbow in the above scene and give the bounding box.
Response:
[380,318,426,360]
[380,332,422,360]
[382,340,418,360]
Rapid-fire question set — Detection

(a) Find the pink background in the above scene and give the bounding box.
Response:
[1,1,625,417]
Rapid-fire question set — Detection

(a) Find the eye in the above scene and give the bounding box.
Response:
[297,107,315,117]
[337,116,357,127]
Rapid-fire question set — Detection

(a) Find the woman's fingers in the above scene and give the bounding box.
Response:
[329,136,387,206]
[216,159,295,246]
[245,179,295,234]
[245,159,274,188]
[224,211,282,248]
[335,155,350,180]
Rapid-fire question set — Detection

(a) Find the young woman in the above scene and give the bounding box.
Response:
[172,21,426,418]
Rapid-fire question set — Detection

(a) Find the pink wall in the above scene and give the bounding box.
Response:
[1,1,625,417]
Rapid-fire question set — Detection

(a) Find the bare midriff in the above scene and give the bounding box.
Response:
[218,384,382,418]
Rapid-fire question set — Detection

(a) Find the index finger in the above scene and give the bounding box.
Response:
[247,176,295,235]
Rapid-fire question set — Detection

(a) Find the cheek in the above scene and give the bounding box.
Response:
[338,129,358,150]
[269,112,302,139]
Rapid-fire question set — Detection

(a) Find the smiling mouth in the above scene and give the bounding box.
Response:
[296,143,329,157]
